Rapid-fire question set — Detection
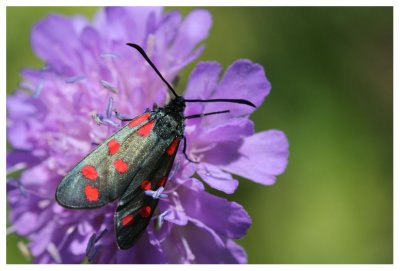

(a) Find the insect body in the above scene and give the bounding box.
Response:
[55,44,255,250]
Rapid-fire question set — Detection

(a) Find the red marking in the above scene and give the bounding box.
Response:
[141,180,152,190]
[107,139,120,155]
[121,215,134,226]
[84,185,99,202]
[81,165,98,180]
[139,206,152,218]
[114,159,128,173]
[128,112,150,128]
[137,120,155,137]
[166,138,179,155]
[158,176,167,187]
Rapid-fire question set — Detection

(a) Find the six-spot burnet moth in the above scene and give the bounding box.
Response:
[55,43,256,250]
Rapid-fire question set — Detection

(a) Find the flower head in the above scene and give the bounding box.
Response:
[7,7,288,264]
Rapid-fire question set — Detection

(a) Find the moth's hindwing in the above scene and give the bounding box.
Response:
[56,112,159,209]
[115,136,181,249]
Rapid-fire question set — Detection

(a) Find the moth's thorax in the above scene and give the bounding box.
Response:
[151,97,185,139]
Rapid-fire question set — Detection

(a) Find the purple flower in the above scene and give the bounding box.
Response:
[7,7,289,264]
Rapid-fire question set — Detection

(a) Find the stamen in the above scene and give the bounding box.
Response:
[7,162,27,176]
[38,199,51,209]
[163,178,192,194]
[192,143,217,154]
[100,80,118,94]
[65,75,85,84]
[17,241,31,261]
[9,179,27,198]
[92,113,118,127]
[92,112,104,125]
[101,52,119,59]
[58,226,75,249]
[19,82,34,92]
[144,187,168,199]
[181,237,195,263]
[7,179,52,199]
[7,225,15,235]
[198,167,228,180]
[93,98,121,127]
[106,97,113,119]
[156,210,172,229]
[168,160,180,182]
[41,65,50,71]
[102,118,119,127]
[47,242,62,263]
[32,81,44,98]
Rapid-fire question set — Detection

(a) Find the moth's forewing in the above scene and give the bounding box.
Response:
[115,115,182,249]
[56,113,157,209]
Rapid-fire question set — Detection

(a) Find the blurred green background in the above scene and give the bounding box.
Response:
[7,7,393,264]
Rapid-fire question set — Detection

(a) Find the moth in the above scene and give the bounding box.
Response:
[55,43,255,250]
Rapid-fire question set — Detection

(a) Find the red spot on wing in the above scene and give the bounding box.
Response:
[128,112,150,128]
[107,139,120,155]
[121,215,134,226]
[139,206,152,218]
[137,120,155,137]
[141,180,152,190]
[81,165,98,180]
[158,176,167,187]
[84,185,99,202]
[166,138,179,155]
[114,159,128,173]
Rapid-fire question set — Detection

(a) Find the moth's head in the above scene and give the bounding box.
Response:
[168,96,186,112]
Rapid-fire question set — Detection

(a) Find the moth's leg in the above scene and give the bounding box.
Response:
[114,111,134,122]
[114,108,151,122]
[182,136,199,164]
[86,228,108,263]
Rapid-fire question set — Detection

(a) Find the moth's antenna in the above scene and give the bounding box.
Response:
[184,98,256,108]
[126,43,179,98]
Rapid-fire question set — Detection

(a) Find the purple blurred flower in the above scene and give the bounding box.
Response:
[7,7,289,264]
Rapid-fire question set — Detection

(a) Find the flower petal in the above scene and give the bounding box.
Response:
[169,9,212,60]
[199,118,254,144]
[197,163,239,194]
[221,130,289,185]
[7,122,32,150]
[179,182,251,238]
[94,7,163,46]
[184,61,222,100]
[163,221,247,263]
[7,150,40,170]
[205,59,271,118]
[31,14,88,75]
[115,233,166,263]
[226,239,248,264]
[154,11,182,48]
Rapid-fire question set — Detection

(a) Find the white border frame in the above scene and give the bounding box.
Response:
[1,0,397,270]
